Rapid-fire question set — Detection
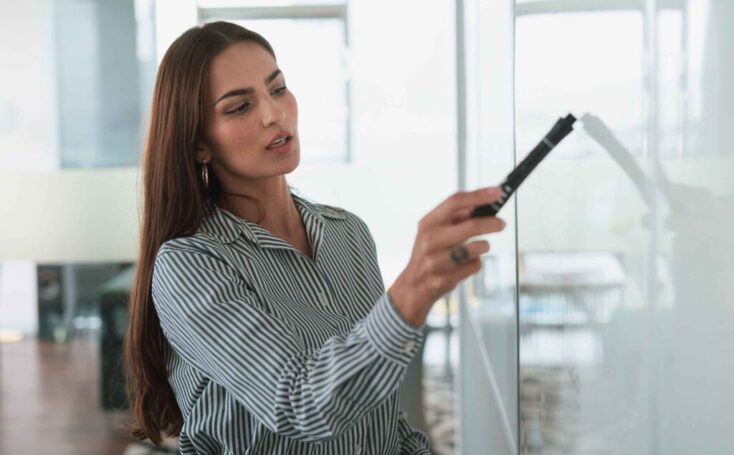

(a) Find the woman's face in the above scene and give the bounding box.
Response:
[199,41,299,185]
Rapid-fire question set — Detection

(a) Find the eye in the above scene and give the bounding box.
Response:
[272,85,287,96]
[226,102,250,115]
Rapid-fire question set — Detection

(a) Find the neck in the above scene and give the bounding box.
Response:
[216,178,302,236]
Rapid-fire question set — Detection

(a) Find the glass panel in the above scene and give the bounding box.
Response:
[55,0,156,168]
[515,7,649,455]
[515,1,734,453]
[516,11,645,159]
[657,1,734,452]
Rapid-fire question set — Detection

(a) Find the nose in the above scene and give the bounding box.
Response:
[261,95,286,127]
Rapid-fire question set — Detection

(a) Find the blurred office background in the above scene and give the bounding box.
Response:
[0,0,732,454]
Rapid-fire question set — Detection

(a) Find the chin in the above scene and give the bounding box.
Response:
[282,149,300,173]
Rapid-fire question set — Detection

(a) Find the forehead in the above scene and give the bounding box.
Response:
[209,41,277,96]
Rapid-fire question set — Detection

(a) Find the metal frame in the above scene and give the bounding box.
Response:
[199,5,347,21]
[456,0,519,451]
[516,0,685,16]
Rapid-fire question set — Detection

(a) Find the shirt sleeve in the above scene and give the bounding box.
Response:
[151,245,425,443]
[397,411,433,454]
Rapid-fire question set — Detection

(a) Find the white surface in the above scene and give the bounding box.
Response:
[0,262,37,335]
[0,0,58,172]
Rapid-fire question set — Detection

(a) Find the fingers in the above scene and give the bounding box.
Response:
[449,205,476,225]
[425,256,483,296]
[446,257,483,286]
[404,187,507,307]
[421,187,504,229]
[427,240,490,274]
[426,216,505,253]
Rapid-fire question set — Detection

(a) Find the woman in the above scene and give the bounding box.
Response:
[124,21,506,454]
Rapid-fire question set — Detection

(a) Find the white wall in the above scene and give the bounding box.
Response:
[0,168,142,262]
[0,0,58,334]
[312,0,458,284]
[0,0,57,172]
[0,262,37,334]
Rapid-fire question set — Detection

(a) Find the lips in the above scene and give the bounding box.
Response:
[266,132,293,150]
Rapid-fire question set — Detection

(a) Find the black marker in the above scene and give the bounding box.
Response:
[471,113,577,218]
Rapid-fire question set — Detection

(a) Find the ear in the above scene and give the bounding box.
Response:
[196,142,211,164]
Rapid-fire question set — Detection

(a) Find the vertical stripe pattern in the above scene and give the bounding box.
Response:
[151,192,432,454]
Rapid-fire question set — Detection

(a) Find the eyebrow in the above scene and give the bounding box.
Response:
[214,69,283,105]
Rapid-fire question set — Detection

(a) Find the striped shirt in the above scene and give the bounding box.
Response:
[151,191,432,454]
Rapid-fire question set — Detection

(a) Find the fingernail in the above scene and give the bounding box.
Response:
[484,187,501,196]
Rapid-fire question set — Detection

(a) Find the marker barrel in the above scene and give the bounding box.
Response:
[470,114,576,218]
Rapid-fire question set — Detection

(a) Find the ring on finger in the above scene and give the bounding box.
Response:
[449,244,470,265]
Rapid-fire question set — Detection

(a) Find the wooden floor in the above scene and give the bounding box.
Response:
[0,332,457,455]
[0,335,135,455]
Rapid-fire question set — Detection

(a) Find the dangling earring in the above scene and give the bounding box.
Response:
[201,160,209,188]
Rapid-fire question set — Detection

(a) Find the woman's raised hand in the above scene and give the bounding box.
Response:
[388,187,506,327]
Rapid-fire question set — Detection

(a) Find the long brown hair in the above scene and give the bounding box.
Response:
[123,22,275,445]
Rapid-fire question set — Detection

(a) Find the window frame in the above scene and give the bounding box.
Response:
[515,0,686,16]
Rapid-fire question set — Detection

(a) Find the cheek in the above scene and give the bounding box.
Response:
[210,118,259,150]
[287,94,298,121]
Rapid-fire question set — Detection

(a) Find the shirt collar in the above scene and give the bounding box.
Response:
[197,191,347,246]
